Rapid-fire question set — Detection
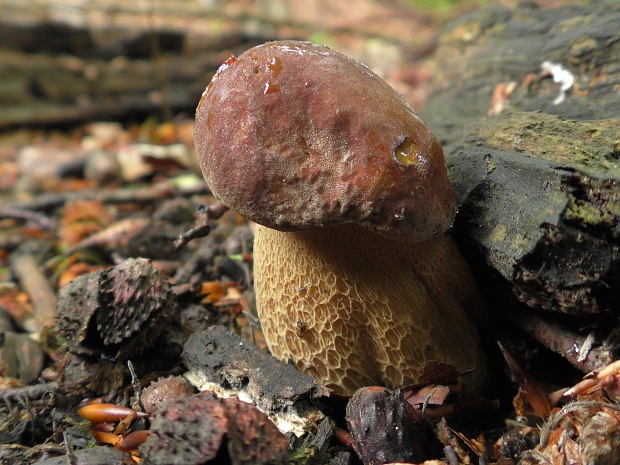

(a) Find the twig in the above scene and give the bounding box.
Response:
[63,431,78,465]
[0,382,57,400]
[5,181,210,212]
[174,202,229,250]
[127,360,145,414]
[0,207,55,229]
[504,309,612,373]
[333,428,353,449]
[11,254,57,333]
[64,217,150,255]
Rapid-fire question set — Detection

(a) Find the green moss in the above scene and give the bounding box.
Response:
[471,112,620,176]
[510,231,531,254]
[489,224,507,243]
[564,190,620,227]
[405,0,475,10]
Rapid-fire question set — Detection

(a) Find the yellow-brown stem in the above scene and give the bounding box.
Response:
[254,223,485,396]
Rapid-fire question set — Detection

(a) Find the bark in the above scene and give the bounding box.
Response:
[423,2,620,316]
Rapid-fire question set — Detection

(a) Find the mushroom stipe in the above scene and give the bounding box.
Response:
[194,40,486,395]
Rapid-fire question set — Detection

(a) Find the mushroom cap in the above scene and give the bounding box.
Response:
[195,40,455,242]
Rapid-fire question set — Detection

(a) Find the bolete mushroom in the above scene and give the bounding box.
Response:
[194,40,485,395]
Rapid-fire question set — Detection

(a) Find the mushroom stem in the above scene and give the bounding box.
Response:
[254,222,485,396]
[193,40,487,396]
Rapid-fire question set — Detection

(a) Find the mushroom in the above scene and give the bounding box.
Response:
[194,40,485,395]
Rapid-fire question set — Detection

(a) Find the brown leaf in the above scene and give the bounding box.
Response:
[499,342,551,420]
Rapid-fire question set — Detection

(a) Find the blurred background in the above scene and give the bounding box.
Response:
[0,0,567,129]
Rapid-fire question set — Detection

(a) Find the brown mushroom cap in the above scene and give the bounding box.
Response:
[195,40,454,242]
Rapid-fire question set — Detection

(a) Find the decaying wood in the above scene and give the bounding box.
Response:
[427,3,620,122]
[181,325,330,436]
[423,3,619,318]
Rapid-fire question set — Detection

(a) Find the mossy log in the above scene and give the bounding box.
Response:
[450,112,618,316]
[423,3,619,317]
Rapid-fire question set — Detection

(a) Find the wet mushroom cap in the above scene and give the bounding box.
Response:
[194,40,455,242]
[193,40,485,395]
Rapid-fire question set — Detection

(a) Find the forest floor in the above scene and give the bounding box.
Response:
[1,1,609,464]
